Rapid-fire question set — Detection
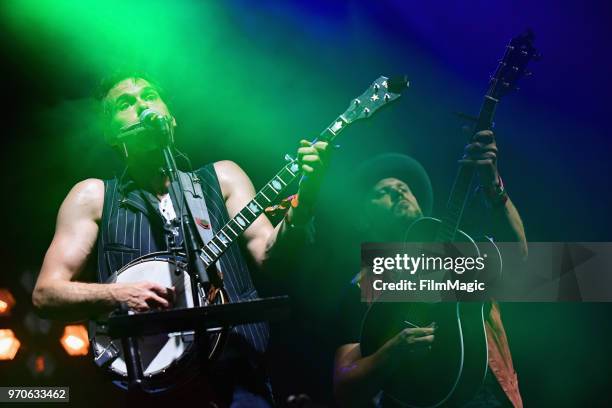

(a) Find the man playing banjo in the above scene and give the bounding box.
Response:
[32,72,330,406]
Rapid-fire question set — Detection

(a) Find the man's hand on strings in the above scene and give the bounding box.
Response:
[295,139,332,209]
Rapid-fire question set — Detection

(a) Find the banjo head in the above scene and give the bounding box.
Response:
[89,252,226,392]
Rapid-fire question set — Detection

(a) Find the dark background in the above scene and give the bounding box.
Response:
[1,1,611,406]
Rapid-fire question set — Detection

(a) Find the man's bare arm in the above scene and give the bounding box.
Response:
[215,141,328,269]
[334,327,435,407]
[334,343,394,408]
[32,179,173,321]
[461,130,528,259]
[215,160,291,268]
[489,196,528,259]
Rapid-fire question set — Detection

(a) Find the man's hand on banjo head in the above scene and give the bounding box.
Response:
[111,281,176,312]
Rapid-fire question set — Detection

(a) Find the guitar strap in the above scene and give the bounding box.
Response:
[177,170,224,280]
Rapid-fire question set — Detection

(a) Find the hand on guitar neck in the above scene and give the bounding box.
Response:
[459,129,527,257]
[459,129,500,189]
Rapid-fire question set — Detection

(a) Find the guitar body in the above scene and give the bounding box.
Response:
[360,217,502,407]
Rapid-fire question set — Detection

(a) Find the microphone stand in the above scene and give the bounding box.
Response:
[155,118,219,374]
[158,122,211,297]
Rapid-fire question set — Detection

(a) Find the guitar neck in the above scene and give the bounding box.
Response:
[436,93,499,242]
[198,113,350,268]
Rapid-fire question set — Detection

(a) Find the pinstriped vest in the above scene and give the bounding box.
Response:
[96,163,269,355]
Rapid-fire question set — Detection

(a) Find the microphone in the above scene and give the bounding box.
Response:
[116,109,173,147]
[139,108,168,129]
[139,108,174,146]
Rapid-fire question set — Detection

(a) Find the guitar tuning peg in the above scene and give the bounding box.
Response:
[384,94,390,102]
[363,107,371,117]
[354,98,361,106]
[373,84,380,93]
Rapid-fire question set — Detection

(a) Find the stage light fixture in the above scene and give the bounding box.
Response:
[60,325,89,356]
[0,289,16,316]
[26,352,56,378]
[0,329,21,360]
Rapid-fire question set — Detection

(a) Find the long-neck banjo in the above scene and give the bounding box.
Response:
[90,75,408,393]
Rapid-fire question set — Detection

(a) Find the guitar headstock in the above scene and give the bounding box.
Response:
[489,30,538,99]
[341,76,409,125]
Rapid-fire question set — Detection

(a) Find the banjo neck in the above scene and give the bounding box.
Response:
[197,76,408,269]
[197,159,301,269]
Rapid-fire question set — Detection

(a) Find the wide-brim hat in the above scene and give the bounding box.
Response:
[355,153,433,216]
